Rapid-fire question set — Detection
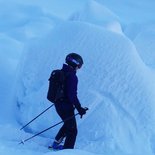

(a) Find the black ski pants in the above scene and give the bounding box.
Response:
[54,103,77,149]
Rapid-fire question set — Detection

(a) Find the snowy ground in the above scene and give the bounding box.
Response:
[1,0,155,155]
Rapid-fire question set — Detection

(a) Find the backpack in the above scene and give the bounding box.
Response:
[47,69,66,103]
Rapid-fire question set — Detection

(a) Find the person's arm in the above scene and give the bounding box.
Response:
[67,74,86,118]
[67,74,81,110]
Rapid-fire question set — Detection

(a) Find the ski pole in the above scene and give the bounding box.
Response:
[19,113,79,144]
[20,104,54,130]
[19,108,88,145]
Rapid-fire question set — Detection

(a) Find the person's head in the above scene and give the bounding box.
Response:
[65,53,83,70]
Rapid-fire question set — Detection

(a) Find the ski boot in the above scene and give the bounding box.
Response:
[48,140,63,151]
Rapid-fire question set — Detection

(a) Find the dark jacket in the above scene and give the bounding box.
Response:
[56,64,81,112]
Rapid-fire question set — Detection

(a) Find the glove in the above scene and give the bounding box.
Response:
[78,107,87,118]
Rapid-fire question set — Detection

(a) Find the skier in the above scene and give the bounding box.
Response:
[49,53,87,150]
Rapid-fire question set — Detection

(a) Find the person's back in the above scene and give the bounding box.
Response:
[49,53,87,150]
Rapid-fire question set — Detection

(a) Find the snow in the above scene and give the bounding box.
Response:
[1,0,155,155]
[69,0,122,33]
[133,25,155,69]
[96,0,155,24]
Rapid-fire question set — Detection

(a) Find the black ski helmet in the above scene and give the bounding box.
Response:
[65,53,83,69]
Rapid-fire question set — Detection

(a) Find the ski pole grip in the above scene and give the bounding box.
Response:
[84,107,89,111]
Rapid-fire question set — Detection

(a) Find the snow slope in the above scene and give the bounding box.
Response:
[133,25,155,69]
[69,0,122,33]
[16,21,155,155]
[1,0,155,155]
[96,0,155,24]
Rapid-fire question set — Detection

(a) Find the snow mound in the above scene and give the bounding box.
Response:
[133,25,155,69]
[69,0,122,33]
[0,33,23,123]
[0,2,43,30]
[16,21,155,155]
[123,23,144,40]
[0,33,23,63]
[0,1,61,40]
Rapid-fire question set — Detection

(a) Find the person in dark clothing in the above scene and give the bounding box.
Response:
[49,53,87,150]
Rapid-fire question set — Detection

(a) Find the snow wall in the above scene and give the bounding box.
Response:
[15,21,155,155]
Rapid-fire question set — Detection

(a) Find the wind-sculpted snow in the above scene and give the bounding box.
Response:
[16,21,155,155]
[0,1,61,41]
[134,25,155,69]
[1,0,155,155]
[69,0,122,33]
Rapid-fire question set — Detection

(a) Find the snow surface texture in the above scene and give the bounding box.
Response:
[69,0,122,33]
[1,0,155,155]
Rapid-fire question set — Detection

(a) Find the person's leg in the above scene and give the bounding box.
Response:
[49,124,66,149]
[63,116,77,149]
[55,124,66,142]
[49,105,66,149]
[53,104,77,149]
